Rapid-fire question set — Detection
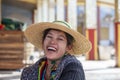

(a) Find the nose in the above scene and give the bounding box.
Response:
[50,38,57,44]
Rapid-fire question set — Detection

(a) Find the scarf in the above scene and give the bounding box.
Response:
[38,60,57,80]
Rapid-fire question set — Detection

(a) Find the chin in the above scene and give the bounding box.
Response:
[47,57,56,61]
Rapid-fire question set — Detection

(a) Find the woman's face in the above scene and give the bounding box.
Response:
[43,29,70,60]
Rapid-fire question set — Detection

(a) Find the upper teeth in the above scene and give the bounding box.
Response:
[48,47,56,50]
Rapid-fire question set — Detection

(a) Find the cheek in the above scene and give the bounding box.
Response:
[59,43,68,51]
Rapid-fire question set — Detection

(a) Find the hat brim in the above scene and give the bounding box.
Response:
[24,22,92,55]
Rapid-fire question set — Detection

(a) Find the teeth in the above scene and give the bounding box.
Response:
[48,47,56,51]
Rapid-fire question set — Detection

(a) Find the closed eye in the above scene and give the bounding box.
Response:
[58,37,64,41]
[46,35,52,39]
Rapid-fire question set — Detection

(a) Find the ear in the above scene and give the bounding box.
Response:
[66,45,73,51]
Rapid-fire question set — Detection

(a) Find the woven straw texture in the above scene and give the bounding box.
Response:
[24,22,92,55]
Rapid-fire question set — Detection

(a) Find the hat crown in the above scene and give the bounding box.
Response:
[53,21,71,29]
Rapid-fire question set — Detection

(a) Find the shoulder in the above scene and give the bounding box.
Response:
[61,54,82,67]
[58,54,85,80]
[64,54,84,72]
[21,62,38,79]
[21,57,46,79]
[22,57,46,71]
[58,54,84,74]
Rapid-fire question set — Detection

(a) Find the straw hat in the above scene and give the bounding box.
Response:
[24,21,92,55]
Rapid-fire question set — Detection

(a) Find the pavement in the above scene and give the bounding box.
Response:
[85,68,120,80]
[0,58,120,80]
[0,70,21,80]
[82,60,120,80]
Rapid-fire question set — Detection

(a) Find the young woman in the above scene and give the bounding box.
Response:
[21,21,92,80]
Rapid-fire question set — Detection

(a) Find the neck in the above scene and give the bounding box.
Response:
[47,52,68,67]
[47,59,60,68]
[45,59,60,80]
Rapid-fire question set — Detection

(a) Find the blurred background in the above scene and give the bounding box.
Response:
[0,0,120,80]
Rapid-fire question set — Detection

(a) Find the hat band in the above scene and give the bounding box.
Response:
[53,21,71,28]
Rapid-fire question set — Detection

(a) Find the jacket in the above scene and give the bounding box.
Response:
[21,54,85,80]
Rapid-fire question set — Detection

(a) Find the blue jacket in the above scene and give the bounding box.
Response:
[21,54,85,80]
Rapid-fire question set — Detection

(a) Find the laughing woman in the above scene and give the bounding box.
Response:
[21,21,92,80]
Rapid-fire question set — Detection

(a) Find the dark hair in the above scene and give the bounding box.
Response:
[42,28,74,46]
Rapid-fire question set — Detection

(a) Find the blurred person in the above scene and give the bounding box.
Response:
[21,21,92,80]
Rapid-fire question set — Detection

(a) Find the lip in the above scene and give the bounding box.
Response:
[48,46,56,50]
[47,46,58,52]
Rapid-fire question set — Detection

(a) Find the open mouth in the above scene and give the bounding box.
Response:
[47,46,57,52]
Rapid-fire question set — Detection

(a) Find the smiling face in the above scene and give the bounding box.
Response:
[43,29,71,61]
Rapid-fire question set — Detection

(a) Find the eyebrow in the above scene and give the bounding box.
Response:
[47,31,66,39]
